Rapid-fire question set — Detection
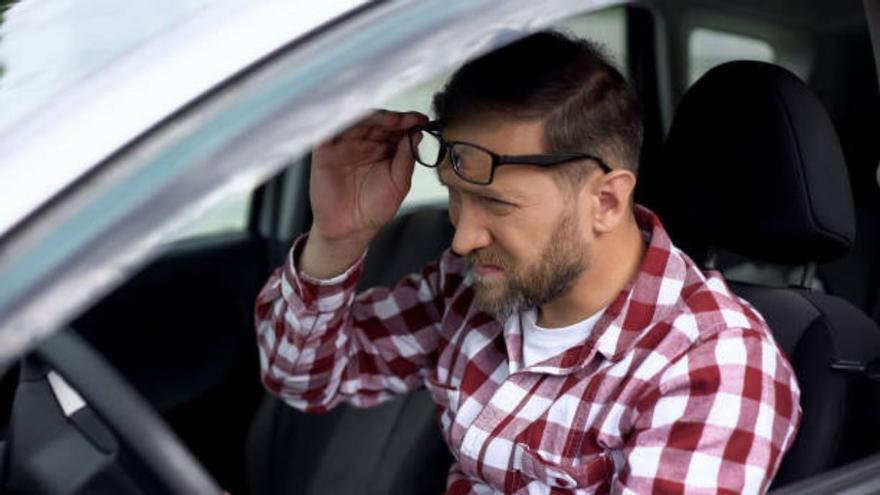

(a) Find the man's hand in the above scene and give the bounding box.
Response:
[301,110,429,278]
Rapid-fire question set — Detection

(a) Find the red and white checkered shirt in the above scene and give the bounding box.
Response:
[255,205,801,494]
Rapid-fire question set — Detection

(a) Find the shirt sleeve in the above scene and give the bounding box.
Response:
[611,327,802,494]
[254,233,451,413]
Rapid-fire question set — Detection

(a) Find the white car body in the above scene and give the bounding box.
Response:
[0,0,615,366]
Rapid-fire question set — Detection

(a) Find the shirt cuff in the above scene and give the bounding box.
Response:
[282,233,366,312]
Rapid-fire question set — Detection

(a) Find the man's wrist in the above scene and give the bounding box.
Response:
[299,228,372,280]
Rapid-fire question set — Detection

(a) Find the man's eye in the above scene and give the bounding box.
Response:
[449,149,463,168]
[481,196,513,208]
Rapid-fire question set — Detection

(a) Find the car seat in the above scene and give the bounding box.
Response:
[245,206,454,495]
[636,60,880,486]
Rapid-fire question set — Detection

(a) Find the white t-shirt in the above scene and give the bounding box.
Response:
[520,308,605,367]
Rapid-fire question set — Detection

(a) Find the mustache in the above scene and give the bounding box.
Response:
[467,249,510,270]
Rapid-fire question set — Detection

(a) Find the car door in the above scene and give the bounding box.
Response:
[69,188,271,494]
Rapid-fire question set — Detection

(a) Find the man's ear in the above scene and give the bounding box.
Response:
[587,169,637,234]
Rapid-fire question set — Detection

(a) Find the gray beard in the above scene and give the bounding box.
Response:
[470,209,587,321]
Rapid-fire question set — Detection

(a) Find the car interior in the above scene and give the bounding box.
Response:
[2,0,880,493]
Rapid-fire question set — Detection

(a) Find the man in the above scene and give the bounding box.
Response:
[255,31,800,493]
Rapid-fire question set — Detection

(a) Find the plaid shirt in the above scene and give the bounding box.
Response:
[255,205,801,494]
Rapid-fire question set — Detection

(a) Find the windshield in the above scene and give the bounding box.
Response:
[0,0,222,134]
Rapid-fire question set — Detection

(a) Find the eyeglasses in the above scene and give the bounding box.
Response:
[407,122,611,185]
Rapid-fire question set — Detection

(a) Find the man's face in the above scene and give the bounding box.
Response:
[439,119,593,320]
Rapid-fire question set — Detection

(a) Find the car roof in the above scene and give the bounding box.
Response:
[0,0,368,238]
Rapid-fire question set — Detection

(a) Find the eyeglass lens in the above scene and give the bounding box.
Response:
[413,130,493,184]
[449,144,492,184]
[413,130,443,167]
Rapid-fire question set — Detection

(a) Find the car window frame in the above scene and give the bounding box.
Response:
[0,0,627,368]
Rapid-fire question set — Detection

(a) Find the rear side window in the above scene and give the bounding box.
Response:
[688,28,775,85]
[384,6,629,210]
[168,192,251,240]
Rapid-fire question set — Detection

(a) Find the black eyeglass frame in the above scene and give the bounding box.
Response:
[407,122,612,185]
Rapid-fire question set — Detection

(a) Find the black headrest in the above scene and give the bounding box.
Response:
[639,61,855,264]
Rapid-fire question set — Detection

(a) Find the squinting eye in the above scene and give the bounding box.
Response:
[482,196,513,208]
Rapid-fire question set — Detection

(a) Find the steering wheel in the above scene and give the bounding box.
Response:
[12,329,224,494]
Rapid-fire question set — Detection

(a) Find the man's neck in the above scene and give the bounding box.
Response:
[536,213,647,329]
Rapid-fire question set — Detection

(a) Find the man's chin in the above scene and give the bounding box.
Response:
[473,284,502,306]
[472,283,525,321]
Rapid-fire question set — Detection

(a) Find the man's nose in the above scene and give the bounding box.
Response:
[450,207,491,256]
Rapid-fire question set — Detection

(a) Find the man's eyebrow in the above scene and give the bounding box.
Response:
[436,173,523,202]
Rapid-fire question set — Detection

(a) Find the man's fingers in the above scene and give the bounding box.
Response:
[317,139,395,165]
[338,110,429,140]
[338,110,415,137]
[389,134,416,194]
[398,111,430,130]
[342,123,381,141]
[359,109,406,127]
[324,125,411,149]
[318,110,429,150]
[366,109,428,129]
[366,126,396,142]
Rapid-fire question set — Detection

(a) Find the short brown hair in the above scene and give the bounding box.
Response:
[432,30,643,185]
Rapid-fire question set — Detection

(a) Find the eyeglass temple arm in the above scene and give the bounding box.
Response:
[498,154,612,172]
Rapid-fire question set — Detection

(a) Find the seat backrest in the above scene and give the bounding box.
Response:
[637,60,880,486]
[731,283,880,483]
[246,205,454,495]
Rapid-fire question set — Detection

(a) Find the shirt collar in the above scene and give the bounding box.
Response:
[582,204,688,365]
[492,204,690,375]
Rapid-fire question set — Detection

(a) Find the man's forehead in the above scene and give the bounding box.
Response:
[441,118,545,155]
